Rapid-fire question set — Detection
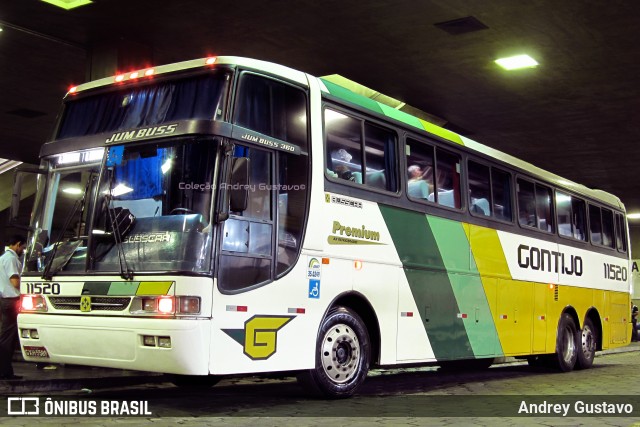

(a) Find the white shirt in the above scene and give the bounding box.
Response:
[0,249,22,298]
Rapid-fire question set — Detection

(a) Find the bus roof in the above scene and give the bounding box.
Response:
[317,77,624,210]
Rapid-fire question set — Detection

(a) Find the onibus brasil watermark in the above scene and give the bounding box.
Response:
[7,397,151,416]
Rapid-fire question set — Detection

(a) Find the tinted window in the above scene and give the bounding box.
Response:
[406,139,435,201]
[325,108,397,192]
[406,139,460,209]
[615,213,627,252]
[492,168,512,221]
[467,160,513,221]
[601,208,614,248]
[556,192,587,241]
[518,178,553,232]
[589,205,603,245]
[235,73,308,150]
[468,161,491,216]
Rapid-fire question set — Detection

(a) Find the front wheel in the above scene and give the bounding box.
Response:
[576,318,597,369]
[552,313,578,372]
[297,306,370,398]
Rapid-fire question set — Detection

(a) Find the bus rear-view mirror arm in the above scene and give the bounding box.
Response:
[11,166,46,230]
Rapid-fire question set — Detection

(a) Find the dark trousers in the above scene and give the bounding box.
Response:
[0,297,19,376]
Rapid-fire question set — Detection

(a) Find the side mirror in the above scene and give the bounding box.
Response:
[229,157,249,212]
[11,167,44,229]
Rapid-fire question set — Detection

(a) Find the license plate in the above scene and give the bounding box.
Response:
[23,346,50,358]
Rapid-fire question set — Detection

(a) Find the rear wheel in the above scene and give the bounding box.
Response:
[297,306,370,398]
[552,313,578,372]
[576,318,597,369]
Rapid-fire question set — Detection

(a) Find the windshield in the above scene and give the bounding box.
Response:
[90,137,216,273]
[25,149,103,274]
[25,138,217,276]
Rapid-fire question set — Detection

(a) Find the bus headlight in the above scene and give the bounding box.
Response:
[158,297,174,314]
[21,295,47,312]
[130,295,200,315]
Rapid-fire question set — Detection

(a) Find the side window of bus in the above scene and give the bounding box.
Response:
[406,138,435,200]
[601,208,615,248]
[467,161,513,221]
[468,161,491,216]
[556,191,587,241]
[492,168,512,221]
[406,140,460,208]
[234,72,308,151]
[615,212,627,252]
[589,204,603,245]
[324,108,397,192]
[517,178,553,232]
[589,205,614,248]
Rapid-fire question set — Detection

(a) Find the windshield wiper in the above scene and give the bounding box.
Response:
[41,198,82,281]
[41,172,96,280]
[103,171,135,280]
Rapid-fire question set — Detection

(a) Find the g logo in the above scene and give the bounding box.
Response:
[222,315,294,360]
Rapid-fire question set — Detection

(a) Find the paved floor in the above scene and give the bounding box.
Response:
[2,342,638,395]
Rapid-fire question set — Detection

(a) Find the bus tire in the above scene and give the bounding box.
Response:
[552,313,578,372]
[576,317,597,369]
[167,374,220,388]
[297,306,370,399]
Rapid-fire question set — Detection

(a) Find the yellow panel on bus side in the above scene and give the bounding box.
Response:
[496,278,533,356]
[532,282,548,353]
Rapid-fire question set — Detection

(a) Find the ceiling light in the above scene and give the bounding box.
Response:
[495,54,539,70]
[627,213,640,220]
[63,187,83,195]
[41,0,93,10]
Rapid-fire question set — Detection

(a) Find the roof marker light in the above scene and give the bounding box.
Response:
[145,68,155,77]
[68,86,78,94]
[130,71,139,79]
[205,57,217,65]
[115,74,125,82]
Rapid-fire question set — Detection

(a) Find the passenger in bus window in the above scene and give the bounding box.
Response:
[330,148,360,183]
[407,165,430,199]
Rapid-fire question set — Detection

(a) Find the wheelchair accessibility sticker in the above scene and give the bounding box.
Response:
[307,257,321,299]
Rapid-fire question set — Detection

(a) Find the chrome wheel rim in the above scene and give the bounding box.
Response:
[562,325,576,363]
[581,325,595,360]
[320,323,360,384]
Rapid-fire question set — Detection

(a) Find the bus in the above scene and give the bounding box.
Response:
[14,56,632,398]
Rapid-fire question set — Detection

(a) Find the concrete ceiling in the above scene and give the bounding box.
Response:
[1,0,640,217]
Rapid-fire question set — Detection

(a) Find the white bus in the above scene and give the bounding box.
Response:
[15,56,632,397]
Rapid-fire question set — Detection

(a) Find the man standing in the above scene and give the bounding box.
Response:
[0,234,26,379]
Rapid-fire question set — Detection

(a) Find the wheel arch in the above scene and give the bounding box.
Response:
[584,307,603,351]
[560,305,580,331]
[327,291,382,367]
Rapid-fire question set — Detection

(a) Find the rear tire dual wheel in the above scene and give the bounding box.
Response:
[297,306,370,399]
[552,313,579,372]
[576,318,597,369]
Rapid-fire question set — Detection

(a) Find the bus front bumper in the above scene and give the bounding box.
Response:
[18,313,211,375]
